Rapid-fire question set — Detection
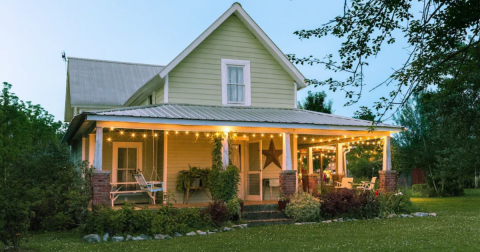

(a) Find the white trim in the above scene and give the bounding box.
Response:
[88,134,95,166]
[163,131,168,204]
[88,115,403,132]
[111,142,143,184]
[93,127,103,170]
[221,59,251,106]
[164,74,169,103]
[158,3,306,88]
[383,136,392,171]
[282,133,292,170]
[294,82,298,108]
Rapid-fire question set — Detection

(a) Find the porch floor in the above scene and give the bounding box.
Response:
[111,200,277,210]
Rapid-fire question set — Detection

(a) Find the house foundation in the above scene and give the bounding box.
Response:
[379,170,397,192]
[92,170,111,206]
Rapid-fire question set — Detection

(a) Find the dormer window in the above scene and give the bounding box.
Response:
[221,59,251,106]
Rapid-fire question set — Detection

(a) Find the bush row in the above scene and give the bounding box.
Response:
[285,190,415,221]
[83,199,241,236]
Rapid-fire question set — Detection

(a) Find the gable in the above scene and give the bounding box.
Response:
[166,14,296,108]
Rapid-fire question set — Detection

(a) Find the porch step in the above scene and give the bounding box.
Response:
[243,204,278,212]
[245,218,295,227]
[242,210,286,220]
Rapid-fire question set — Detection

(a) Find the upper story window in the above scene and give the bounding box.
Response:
[221,59,251,106]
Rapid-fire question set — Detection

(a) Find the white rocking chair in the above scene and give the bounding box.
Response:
[357,177,377,191]
[335,178,354,189]
[133,173,163,205]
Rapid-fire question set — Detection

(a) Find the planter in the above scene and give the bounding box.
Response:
[278,200,289,211]
[240,202,244,213]
[191,178,201,188]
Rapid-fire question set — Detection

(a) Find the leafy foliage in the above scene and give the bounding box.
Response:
[297,91,333,113]
[205,200,229,227]
[0,82,91,248]
[83,203,213,236]
[377,191,415,218]
[346,143,382,179]
[209,164,241,202]
[226,198,241,222]
[288,0,480,121]
[284,191,321,222]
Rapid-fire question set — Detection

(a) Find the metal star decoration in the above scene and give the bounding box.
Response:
[262,139,282,169]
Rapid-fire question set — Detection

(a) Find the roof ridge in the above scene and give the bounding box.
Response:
[68,57,166,67]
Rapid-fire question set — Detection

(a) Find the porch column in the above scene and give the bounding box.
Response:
[88,133,95,166]
[222,131,229,168]
[292,135,298,171]
[334,143,345,182]
[282,133,292,170]
[92,127,110,206]
[93,127,103,170]
[379,136,396,191]
[307,147,313,174]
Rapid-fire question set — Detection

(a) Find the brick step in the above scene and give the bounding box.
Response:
[243,204,278,212]
[242,210,286,220]
[246,218,295,227]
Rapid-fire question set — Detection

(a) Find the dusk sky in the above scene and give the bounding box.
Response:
[1,0,410,122]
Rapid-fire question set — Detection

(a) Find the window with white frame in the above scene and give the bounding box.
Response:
[221,59,251,106]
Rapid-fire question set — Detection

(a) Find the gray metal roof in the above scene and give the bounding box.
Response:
[68,57,165,106]
[87,103,402,128]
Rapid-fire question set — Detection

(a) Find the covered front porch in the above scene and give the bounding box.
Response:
[63,104,403,206]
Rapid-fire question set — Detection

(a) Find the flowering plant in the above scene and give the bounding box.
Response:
[278,195,290,202]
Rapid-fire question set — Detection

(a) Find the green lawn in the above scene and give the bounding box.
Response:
[10,189,480,252]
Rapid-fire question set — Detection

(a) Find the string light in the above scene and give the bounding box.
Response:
[279,133,282,137]
[110,127,114,131]
[107,137,112,142]
[206,133,210,137]
[154,133,158,137]
[270,134,273,138]
[166,131,169,135]
[120,131,124,135]
[243,134,246,138]
[295,135,298,138]
[185,131,189,134]
[261,134,264,137]
[175,131,179,135]
[131,133,135,137]
[196,133,199,137]
[253,134,256,137]
[143,134,147,138]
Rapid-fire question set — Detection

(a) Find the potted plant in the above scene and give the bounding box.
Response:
[238,198,246,212]
[278,195,290,211]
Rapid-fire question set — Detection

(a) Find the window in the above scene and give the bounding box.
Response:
[221,59,251,106]
[147,95,153,105]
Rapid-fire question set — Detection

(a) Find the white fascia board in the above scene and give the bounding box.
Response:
[158,3,307,88]
[86,115,403,133]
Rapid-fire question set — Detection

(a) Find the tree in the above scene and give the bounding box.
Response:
[352,106,376,121]
[297,90,333,113]
[0,82,91,249]
[288,0,480,121]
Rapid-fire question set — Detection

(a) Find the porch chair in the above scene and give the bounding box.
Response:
[357,177,377,191]
[335,178,354,189]
[133,173,164,205]
[269,178,280,199]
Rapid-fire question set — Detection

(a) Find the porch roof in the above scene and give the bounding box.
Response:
[87,103,401,128]
[62,104,403,143]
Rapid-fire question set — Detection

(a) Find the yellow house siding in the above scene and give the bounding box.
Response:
[166,135,212,203]
[154,84,165,104]
[168,14,295,108]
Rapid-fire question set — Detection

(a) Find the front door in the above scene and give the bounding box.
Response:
[112,142,143,191]
[246,140,262,201]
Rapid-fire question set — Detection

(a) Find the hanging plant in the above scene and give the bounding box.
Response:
[175,165,211,191]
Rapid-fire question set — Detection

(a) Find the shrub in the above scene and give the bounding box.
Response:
[206,200,229,227]
[320,190,380,219]
[226,198,241,222]
[412,184,429,196]
[377,191,414,218]
[284,191,321,222]
[209,165,241,202]
[83,204,215,236]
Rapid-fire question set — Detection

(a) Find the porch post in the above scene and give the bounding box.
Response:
[282,133,292,170]
[379,135,396,191]
[88,133,95,166]
[163,131,168,203]
[222,131,229,168]
[308,147,313,174]
[92,127,110,206]
[293,134,298,191]
[81,136,87,161]
[93,127,103,170]
[335,143,345,182]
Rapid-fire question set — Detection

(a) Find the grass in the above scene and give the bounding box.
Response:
[7,189,480,252]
